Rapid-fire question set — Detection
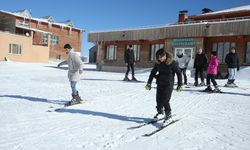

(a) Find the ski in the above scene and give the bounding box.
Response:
[143,119,180,137]
[47,101,84,112]
[198,89,224,94]
[127,118,165,129]
[223,85,248,90]
[127,114,176,129]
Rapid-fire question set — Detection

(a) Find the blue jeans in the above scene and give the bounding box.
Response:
[228,68,237,80]
[70,81,77,95]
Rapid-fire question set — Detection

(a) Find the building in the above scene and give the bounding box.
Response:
[0,9,83,63]
[88,5,250,74]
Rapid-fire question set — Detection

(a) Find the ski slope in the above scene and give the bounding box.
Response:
[0,62,249,150]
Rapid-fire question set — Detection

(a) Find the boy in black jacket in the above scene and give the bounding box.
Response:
[193,48,208,86]
[225,47,240,87]
[145,48,182,122]
[124,45,137,81]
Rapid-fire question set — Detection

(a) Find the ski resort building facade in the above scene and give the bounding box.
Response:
[0,9,83,63]
[88,5,250,74]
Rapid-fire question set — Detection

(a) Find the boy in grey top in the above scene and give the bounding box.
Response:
[64,44,84,105]
[176,51,190,85]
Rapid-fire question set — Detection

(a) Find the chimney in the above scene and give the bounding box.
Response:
[178,10,188,23]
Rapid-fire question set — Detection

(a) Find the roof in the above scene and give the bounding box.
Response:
[0,9,84,32]
[196,5,250,16]
[16,25,51,34]
[88,18,250,42]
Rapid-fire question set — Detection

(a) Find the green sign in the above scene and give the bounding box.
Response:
[172,38,196,46]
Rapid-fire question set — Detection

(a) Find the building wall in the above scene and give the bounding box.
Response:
[15,17,82,61]
[96,38,205,71]
[0,31,50,63]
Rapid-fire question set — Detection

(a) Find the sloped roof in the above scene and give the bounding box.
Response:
[0,9,83,31]
[11,9,32,18]
[197,5,250,16]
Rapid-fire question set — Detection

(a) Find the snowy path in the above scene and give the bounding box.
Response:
[0,62,250,150]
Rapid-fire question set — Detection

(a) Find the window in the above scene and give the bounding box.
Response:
[126,45,140,61]
[106,45,117,60]
[19,20,29,27]
[212,42,235,63]
[42,33,48,45]
[246,42,250,64]
[9,44,22,55]
[150,44,164,61]
[51,35,59,45]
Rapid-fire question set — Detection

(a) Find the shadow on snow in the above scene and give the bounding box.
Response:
[56,108,152,124]
[0,95,67,105]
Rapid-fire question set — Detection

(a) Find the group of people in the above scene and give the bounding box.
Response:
[145,47,240,123]
[62,43,240,123]
[193,47,240,92]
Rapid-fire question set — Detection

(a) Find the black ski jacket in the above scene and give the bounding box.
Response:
[225,52,239,69]
[124,49,135,64]
[194,53,208,69]
[147,61,182,87]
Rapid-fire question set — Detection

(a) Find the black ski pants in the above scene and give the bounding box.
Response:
[125,63,135,76]
[206,74,217,87]
[156,85,173,114]
[195,67,205,83]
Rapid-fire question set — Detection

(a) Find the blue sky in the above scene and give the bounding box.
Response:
[1,0,250,56]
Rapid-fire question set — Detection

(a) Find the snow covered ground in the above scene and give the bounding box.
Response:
[0,62,250,150]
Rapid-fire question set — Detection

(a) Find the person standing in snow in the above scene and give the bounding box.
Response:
[204,51,220,92]
[145,48,182,122]
[225,47,240,87]
[175,51,190,85]
[193,48,208,86]
[64,44,84,105]
[124,45,137,81]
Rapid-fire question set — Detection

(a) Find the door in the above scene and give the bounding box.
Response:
[174,48,194,68]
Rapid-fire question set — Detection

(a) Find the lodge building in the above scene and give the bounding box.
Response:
[0,9,83,63]
[88,5,250,75]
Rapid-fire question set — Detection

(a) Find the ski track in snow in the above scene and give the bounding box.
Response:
[0,62,250,150]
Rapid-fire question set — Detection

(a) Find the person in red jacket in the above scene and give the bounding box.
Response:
[204,51,220,92]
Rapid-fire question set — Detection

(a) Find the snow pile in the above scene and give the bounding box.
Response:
[236,66,250,81]
[0,62,250,150]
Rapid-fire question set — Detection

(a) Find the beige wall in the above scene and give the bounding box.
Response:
[0,31,50,63]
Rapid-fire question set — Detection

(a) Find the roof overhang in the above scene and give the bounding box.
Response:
[16,25,52,34]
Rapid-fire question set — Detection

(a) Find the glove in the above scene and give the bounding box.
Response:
[176,86,182,92]
[145,84,151,90]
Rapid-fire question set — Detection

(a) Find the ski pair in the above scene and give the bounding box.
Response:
[47,100,84,112]
[127,117,165,129]
[143,119,180,136]
[127,114,176,129]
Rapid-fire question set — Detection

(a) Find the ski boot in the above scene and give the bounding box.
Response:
[230,79,238,87]
[204,86,212,92]
[194,82,198,87]
[153,107,165,121]
[131,76,137,81]
[163,111,172,125]
[123,75,130,81]
[69,91,82,105]
[199,81,206,86]
[213,86,221,93]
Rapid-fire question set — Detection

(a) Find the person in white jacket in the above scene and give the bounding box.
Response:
[64,44,84,105]
[176,51,190,85]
